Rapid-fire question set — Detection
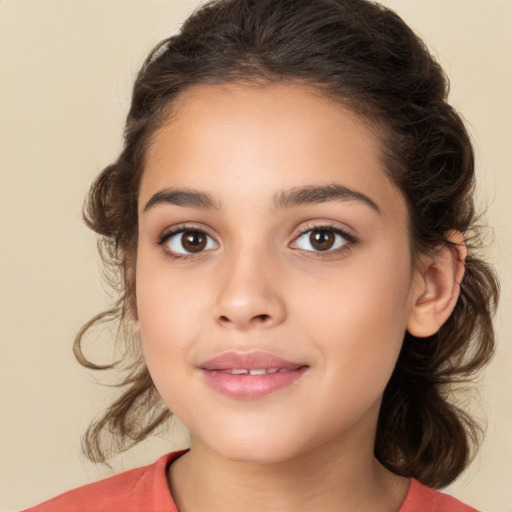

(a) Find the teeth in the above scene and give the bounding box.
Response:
[223,368,282,375]
[249,369,266,375]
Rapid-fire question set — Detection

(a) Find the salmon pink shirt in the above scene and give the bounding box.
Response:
[24,450,478,512]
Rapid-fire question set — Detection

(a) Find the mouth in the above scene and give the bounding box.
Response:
[213,368,296,375]
[199,351,309,399]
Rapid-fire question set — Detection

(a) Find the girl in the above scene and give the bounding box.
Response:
[24,0,499,510]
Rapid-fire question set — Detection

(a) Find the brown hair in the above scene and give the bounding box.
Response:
[75,0,499,488]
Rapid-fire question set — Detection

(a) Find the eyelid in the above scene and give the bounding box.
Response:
[157,224,219,258]
[290,222,357,255]
[293,221,357,241]
[156,221,358,260]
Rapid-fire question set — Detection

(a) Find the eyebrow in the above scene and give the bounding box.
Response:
[143,183,380,214]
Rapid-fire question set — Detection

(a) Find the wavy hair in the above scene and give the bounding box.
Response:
[74,0,499,487]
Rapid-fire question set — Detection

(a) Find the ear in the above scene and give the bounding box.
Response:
[407,231,467,338]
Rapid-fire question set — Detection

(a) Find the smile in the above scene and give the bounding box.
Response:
[199,351,309,399]
[215,368,297,375]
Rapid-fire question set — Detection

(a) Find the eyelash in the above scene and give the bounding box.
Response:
[157,223,357,261]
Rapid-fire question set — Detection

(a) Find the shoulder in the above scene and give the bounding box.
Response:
[22,451,186,512]
[399,478,479,512]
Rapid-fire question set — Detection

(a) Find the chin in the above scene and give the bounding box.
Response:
[195,424,313,465]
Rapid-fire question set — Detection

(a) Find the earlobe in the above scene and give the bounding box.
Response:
[407,231,467,338]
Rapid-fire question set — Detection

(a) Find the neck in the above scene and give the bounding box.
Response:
[168,434,408,512]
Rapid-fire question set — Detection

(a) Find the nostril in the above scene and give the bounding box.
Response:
[218,313,270,324]
[217,313,274,329]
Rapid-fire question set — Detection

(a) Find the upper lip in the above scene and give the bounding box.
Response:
[199,351,306,371]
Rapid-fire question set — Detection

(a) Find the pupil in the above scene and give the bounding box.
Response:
[182,232,206,252]
[310,230,334,251]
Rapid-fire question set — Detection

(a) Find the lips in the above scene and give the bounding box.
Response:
[200,351,305,372]
[199,351,309,399]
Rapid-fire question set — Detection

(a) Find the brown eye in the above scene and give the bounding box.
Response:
[309,230,335,251]
[293,226,351,253]
[182,231,207,252]
[163,229,218,256]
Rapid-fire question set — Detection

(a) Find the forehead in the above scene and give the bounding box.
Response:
[149,82,380,167]
[140,82,404,220]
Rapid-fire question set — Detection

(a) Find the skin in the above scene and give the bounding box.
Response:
[134,82,464,512]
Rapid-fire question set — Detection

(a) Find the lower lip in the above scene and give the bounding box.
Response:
[200,367,308,399]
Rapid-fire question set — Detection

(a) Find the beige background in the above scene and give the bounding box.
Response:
[0,0,511,510]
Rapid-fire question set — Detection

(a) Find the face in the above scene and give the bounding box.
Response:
[136,82,422,464]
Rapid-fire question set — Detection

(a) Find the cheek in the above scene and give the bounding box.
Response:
[135,255,206,371]
[295,251,413,390]
[297,247,412,335]
[136,274,201,415]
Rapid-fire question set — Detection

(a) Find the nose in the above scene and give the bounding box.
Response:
[213,247,287,331]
